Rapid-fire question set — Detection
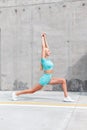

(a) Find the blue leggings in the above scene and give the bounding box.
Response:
[39,74,52,86]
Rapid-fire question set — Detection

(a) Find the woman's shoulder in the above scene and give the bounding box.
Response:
[41,57,48,63]
[41,58,46,61]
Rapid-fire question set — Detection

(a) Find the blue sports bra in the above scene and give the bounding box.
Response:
[41,58,54,71]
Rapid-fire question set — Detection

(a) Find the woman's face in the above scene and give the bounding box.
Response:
[45,48,51,57]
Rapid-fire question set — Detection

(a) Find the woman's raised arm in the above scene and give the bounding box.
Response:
[43,33,49,49]
[41,34,46,58]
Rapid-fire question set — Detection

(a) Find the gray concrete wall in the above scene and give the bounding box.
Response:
[0,0,87,91]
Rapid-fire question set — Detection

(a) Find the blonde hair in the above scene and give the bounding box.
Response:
[40,64,43,70]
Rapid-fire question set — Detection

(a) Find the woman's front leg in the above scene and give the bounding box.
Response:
[49,77,68,97]
[49,77,74,102]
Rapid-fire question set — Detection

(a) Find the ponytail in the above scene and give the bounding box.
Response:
[40,64,43,70]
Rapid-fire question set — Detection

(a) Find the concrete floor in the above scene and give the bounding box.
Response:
[0,91,87,130]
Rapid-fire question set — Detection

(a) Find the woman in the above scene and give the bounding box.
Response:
[12,33,74,102]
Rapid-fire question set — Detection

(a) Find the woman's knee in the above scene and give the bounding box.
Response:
[30,85,42,93]
[29,89,36,94]
[62,79,66,84]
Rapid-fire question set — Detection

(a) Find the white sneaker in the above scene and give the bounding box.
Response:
[63,96,74,102]
[12,92,18,101]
